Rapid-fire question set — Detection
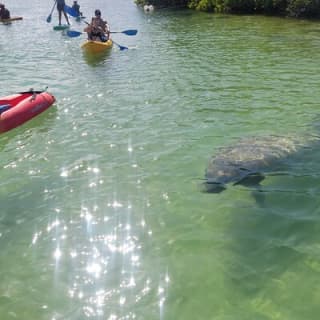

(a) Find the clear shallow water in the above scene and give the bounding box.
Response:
[2,1,320,319]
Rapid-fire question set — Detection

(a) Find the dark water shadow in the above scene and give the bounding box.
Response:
[0,106,57,152]
[82,49,112,67]
[222,142,320,316]
[0,106,58,234]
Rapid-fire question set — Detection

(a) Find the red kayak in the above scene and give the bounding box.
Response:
[0,90,56,133]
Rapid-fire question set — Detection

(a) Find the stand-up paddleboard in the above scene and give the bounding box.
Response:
[53,24,70,31]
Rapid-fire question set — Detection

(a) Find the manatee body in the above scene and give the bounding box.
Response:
[204,135,308,193]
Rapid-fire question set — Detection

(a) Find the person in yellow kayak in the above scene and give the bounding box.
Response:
[57,0,70,25]
[0,3,10,19]
[84,9,110,42]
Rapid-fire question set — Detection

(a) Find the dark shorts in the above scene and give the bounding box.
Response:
[57,3,65,11]
[89,32,107,42]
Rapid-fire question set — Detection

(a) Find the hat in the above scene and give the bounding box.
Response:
[0,4,4,7]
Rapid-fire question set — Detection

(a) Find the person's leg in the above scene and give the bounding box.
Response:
[58,10,62,25]
[100,33,107,42]
[63,11,70,25]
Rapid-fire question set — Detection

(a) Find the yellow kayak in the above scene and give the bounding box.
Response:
[0,16,23,23]
[81,39,113,54]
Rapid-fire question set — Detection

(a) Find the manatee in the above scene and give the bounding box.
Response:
[204,135,316,193]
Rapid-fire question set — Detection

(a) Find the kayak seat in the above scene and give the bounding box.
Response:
[0,104,11,114]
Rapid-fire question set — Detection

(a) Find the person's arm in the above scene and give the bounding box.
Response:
[102,20,108,33]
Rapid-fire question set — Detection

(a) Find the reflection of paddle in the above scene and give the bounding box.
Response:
[46,0,57,23]
[67,29,137,37]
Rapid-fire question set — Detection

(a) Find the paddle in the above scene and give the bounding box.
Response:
[76,19,138,36]
[66,30,83,37]
[46,0,57,23]
[66,16,132,50]
[112,40,128,51]
[66,30,128,50]
[111,29,137,36]
[67,29,137,37]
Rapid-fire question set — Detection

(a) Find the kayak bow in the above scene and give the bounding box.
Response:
[0,16,23,23]
[0,90,56,133]
[81,39,113,54]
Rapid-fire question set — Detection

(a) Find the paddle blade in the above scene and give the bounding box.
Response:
[64,5,79,17]
[46,14,52,23]
[46,0,56,23]
[67,30,82,37]
[113,40,128,51]
[110,29,138,36]
[122,29,138,36]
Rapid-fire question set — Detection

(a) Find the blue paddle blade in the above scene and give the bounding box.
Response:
[110,30,138,36]
[64,5,79,17]
[46,14,52,23]
[122,29,137,36]
[113,40,128,51]
[67,30,82,37]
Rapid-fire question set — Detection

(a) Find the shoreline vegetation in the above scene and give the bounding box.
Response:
[135,0,320,18]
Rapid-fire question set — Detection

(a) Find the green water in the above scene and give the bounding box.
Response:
[2,0,320,319]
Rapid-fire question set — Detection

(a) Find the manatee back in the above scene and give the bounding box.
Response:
[205,135,303,187]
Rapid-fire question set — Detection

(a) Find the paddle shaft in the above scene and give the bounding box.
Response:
[112,40,128,51]
[46,0,57,23]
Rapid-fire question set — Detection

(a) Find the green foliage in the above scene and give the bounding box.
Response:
[135,0,189,7]
[224,0,256,12]
[135,0,320,17]
[188,0,216,11]
[287,0,320,17]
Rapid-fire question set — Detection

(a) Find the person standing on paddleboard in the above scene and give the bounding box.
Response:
[57,0,70,25]
[0,3,10,19]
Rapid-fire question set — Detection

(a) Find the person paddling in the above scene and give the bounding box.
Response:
[0,3,10,19]
[57,0,70,25]
[72,1,82,17]
[84,9,110,42]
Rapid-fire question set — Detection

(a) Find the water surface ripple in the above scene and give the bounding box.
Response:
[1,1,320,319]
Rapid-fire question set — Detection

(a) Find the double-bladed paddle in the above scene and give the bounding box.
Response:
[112,40,128,51]
[73,18,138,37]
[67,29,137,37]
[46,0,57,23]
[65,10,135,51]
[66,30,128,50]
